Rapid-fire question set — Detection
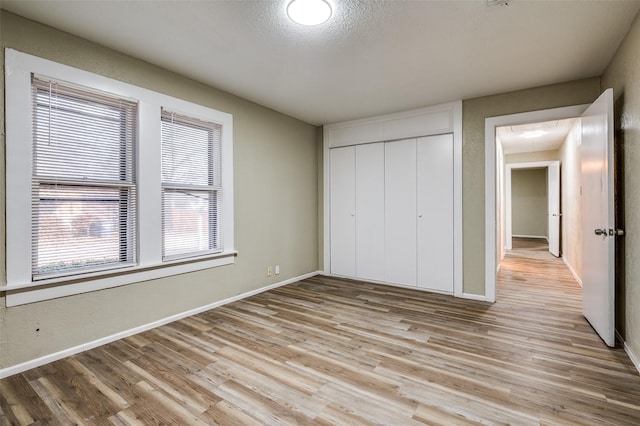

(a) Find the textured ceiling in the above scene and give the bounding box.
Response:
[2,0,640,125]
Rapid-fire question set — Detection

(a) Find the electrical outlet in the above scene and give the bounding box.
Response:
[275,264,280,275]
[267,266,272,277]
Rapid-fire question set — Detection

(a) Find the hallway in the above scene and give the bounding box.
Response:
[494,237,640,423]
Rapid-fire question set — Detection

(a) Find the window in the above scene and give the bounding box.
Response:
[5,49,235,306]
[161,110,222,259]
[31,77,137,279]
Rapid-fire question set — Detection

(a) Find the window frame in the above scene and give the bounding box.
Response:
[5,49,235,307]
[160,110,223,261]
[30,76,139,279]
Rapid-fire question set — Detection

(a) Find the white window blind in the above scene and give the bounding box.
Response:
[161,109,222,260]
[31,76,137,279]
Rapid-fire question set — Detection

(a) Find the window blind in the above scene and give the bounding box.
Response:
[161,109,222,259]
[31,76,137,278]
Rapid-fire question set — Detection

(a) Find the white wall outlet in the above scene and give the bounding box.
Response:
[275,264,280,275]
[267,266,272,277]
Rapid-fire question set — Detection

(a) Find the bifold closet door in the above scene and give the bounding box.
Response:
[330,146,356,277]
[384,139,417,286]
[355,143,385,281]
[417,134,454,292]
[330,136,454,292]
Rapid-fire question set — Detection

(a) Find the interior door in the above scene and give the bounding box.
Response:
[547,161,561,257]
[581,88,616,347]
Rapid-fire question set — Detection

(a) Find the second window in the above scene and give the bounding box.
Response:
[161,109,222,260]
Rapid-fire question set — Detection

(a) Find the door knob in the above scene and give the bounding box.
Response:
[595,228,625,236]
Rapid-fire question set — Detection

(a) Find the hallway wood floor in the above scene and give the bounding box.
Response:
[2,240,640,425]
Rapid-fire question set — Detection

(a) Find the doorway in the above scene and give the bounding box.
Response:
[510,167,549,246]
[486,91,618,347]
[484,104,589,302]
[504,161,561,257]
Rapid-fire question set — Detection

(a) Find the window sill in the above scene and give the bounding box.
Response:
[2,250,237,307]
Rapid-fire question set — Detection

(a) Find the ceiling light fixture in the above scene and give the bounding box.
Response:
[287,0,332,26]
[521,130,547,139]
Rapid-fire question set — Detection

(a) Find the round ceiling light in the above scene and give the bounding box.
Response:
[287,0,332,26]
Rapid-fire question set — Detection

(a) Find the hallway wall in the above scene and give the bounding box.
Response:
[601,10,640,366]
[558,120,582,284]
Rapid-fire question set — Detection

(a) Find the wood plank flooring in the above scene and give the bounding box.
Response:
[2,239,640,425]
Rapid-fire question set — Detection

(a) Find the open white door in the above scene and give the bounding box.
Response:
[548,161,561,257]
[581,88,617,347]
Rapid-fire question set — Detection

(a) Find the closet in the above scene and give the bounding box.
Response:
[329,134,454,293]
[324,102,462,297]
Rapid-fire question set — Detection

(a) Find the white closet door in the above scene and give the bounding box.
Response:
[330,146,356,276]
[355,143,385,281]
[417,134,454,292]
[385,139,417,286]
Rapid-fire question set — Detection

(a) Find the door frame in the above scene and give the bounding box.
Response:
[484,105,589,302]
[505,161,558,251]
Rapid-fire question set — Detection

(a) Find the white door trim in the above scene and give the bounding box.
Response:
[547,161,561,257]
[505,161,557,250]
[485,105,588,303]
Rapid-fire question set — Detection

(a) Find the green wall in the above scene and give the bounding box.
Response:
[601,10,640,364]
[505,150,559,165]
[511,168,548,238]
[0,11,320,369]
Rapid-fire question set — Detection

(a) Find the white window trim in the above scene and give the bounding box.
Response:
[4,49,235,306]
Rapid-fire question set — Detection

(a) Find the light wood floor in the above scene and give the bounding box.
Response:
[2,239,640,425]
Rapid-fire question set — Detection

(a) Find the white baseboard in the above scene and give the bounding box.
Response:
[625,341,640,375]
[512,234,548,240]
[0,270,321,379]
[616,330,640,375]
[615,330,640,375]
[562,257,582,287]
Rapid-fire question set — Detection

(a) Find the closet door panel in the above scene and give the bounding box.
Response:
[417,134,454,292]
[384,139,417,286]
[355,143,385,281]
[330,146,356,277]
